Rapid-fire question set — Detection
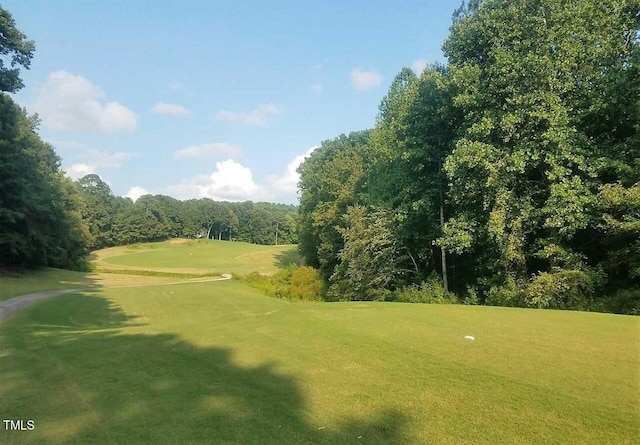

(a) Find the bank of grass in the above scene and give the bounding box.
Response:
[1,279,638,444]
[93,268,220,279]
[0,268,200,302]
[0,268,95,301]
[1,240,297,302]
[94,239,299,275]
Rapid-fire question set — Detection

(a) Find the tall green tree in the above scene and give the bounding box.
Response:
[329,206,407,301]
[76,174,117,249]
[298,131,371,280]
[0,95,90,267]
[0,6,35,92]
[442,0,639,303]
[368,66,460,289]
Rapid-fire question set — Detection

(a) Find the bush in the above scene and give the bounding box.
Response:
[463,286,479,305]
[290,266,325,301]
[395,276,458,304]
[241,266,325,302]
[523,268,603,310]
[485,277,522,307]
[605,288,640,315]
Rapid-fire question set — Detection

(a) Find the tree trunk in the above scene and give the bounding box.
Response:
[440,197,449,292]
[407,249,419,274]
[439,159,449,293]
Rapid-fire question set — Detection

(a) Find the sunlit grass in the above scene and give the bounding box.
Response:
[0,268,94,301]
[1,279,638,444]
[94,239,298,275]
[1,239,298,301]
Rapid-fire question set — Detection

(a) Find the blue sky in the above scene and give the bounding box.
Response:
[5,0,462,203]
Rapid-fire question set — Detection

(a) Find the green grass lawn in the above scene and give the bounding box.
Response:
[0,267,200,302]
[1,239,297,302]
[0,268,96,301]
[1,278,638,444]
[94,239,299,275]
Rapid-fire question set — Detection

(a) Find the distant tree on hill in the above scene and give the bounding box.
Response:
[72,175,300,249]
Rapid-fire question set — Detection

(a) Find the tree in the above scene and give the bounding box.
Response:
[298,131,371,280]
[368,65,460,290]
[442,0,639,304]
[0,7,35,92]
[0,94,90,267]
[76,174,117,249]
[330,206,407,301]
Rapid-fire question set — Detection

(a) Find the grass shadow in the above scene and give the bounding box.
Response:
[0,267,102,302]
[0,291,407,444]
[274,249,304,268]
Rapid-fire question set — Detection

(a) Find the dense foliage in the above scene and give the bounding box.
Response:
[298,0,640,313]
[0,8,89,269]
[74,174,299,250]
[241,265,325,301]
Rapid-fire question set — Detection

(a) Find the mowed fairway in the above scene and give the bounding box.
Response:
[1,241,639,444]
[94,239,299,275]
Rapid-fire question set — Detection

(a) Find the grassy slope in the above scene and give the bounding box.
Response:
[1,239,297,301]
[0,268,193,302]
[1,279,638,444]
[0,268,95,301]
[95,239,298,275]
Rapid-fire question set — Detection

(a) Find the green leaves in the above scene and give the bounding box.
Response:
[329,206,406,301]
[292,0,640,311]
[0,93,90,268]
[0,7,35,92]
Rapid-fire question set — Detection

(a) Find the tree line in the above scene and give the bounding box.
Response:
[76,174,298,250]
[298,0,639,313]
[0,6,297,270]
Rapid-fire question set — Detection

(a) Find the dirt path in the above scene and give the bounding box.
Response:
[0,274,232,325]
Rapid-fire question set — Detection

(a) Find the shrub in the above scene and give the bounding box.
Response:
[290,266,325,301]
[463,286,479,305]
[605,288,640,315]
[523,268,603,310]
[395,276,458,304]
[485,277,522,307]
[241,266,325,302]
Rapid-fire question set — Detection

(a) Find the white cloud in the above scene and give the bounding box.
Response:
[174,142,241,160]
[125,186,150,201]
[152,101,190,116]
[166,159,261,201]
[350,68,382,91]
[266,146,318,195]
[65,163,96,180]
[48,139,90,151]
[33,70,137,134]
[47,140,134,168]
[81,149,136,168]
[214,104,283,126]
[411,59,428,74]
[311,84,323,94]
[164,147,319,204]
[61,147,135,180]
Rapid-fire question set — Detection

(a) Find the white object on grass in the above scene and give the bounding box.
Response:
[464,335,476,341]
